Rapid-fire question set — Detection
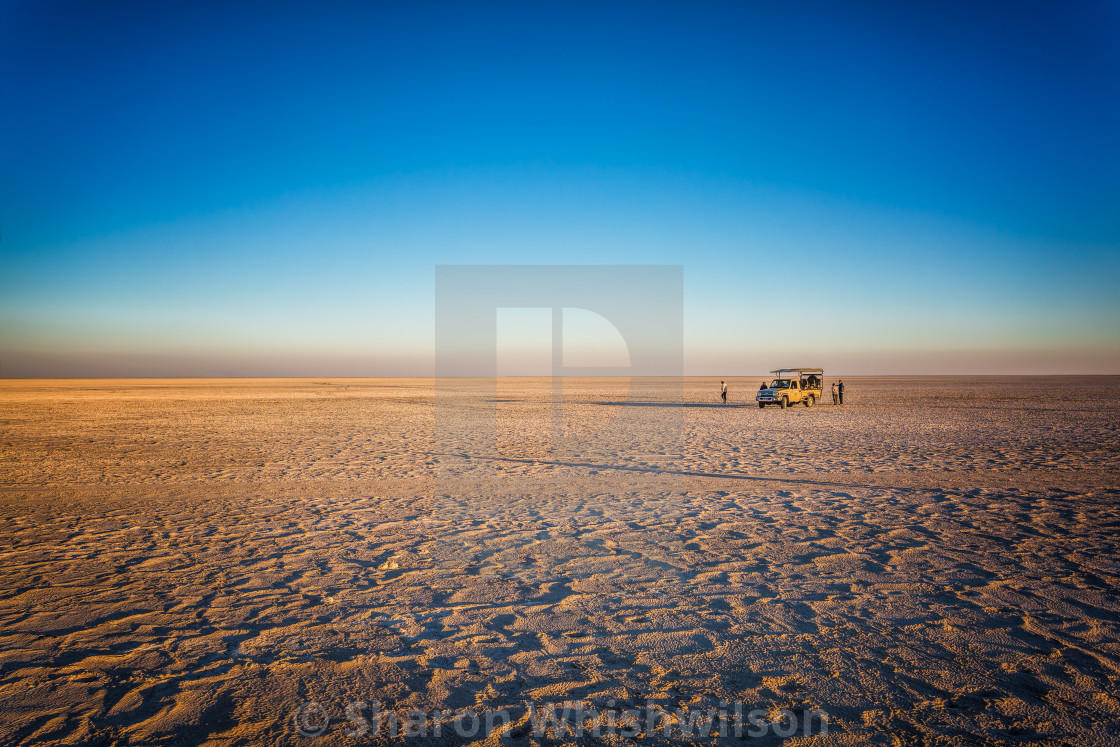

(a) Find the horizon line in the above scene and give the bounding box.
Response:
[2,373,1118,381]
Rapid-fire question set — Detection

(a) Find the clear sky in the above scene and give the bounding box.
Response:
[2,1,1118,376]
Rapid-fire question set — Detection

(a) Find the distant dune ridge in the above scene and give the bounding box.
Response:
[1,377,1118,745]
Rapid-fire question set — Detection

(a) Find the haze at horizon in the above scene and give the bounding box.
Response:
[2,2,1117,376]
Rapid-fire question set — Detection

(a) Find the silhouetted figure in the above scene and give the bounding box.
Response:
[720,380,727,404]
[838,380,845,405]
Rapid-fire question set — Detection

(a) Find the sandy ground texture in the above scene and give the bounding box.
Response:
[1,376,1118,746]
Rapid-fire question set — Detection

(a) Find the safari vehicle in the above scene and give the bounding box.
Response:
[756,368,824,409]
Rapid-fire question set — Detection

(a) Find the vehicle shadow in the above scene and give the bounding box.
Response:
[588,401,755,409]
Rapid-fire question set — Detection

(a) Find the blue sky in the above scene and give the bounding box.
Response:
[2,1,1118,375]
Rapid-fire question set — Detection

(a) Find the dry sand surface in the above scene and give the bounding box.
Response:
[1,376,1119,746]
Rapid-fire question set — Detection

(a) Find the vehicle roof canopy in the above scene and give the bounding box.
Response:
[770,368,824,376]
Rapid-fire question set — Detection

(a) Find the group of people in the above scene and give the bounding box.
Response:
[718,379,846,404]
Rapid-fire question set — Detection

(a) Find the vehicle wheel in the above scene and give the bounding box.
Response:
[779,397,787,409]
[758,402,764,409]
[805,395,813,407]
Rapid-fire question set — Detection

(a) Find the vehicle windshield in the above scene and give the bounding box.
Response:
[770,379,791,389]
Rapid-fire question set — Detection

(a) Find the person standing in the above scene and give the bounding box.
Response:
[720,380,727,404]
[838,380,845,405]
[831,381,838,405]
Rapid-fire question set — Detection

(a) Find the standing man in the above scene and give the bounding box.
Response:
[831,381,839,405]
[721,380,728,404]
[838,380,845,405]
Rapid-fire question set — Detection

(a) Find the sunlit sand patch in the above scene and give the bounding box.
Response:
[0,376,1118,744]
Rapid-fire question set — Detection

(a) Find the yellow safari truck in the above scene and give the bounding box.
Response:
[755,368,824,409]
